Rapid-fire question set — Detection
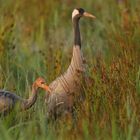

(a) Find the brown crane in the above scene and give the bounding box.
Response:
[0,77,50,115]
[45,8,96,119]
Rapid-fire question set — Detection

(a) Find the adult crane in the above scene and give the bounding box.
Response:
[45,8,96,119]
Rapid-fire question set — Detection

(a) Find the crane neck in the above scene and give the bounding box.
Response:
[72,17,81,48]
[22,85,38,110]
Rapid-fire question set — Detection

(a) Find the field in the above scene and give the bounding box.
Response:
[0,0,140,139]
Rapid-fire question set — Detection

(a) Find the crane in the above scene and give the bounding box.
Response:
[0,77,50,115]
[45,8,96,119]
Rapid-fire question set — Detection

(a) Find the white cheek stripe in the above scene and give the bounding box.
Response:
[72,9,79,19]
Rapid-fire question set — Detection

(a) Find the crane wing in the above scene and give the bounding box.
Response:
[0,90,22,113]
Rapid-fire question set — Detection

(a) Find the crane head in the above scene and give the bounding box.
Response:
[72,8,96,20]
[33,77,51,92]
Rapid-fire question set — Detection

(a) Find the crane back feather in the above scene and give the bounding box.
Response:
[49,45,85,94]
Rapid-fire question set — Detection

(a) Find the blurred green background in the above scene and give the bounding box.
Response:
[0,0,140,139]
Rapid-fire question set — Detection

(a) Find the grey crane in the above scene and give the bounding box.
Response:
[0,77,50,115]
[45,8,96,119]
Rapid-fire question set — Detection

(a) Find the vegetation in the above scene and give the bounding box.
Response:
[0,0,140,139]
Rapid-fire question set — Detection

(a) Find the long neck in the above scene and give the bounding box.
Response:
[22,85,38,110]
[72,17,81,48]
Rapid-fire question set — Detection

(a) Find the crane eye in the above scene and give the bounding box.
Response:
[40,81,45,84]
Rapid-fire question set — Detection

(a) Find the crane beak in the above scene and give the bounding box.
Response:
[83,12,96,19]
[41,84,51,92]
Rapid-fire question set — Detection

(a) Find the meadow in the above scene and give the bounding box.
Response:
[0,0,140,139]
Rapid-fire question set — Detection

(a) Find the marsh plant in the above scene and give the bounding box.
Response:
[0,0,140,139]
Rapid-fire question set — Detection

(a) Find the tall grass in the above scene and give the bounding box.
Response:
[0,0,140,139]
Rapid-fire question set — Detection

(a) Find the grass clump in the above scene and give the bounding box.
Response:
[0,0,140,139]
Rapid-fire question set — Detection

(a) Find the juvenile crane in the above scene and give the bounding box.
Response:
[0,77,50,114]
[45,8,96,119]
